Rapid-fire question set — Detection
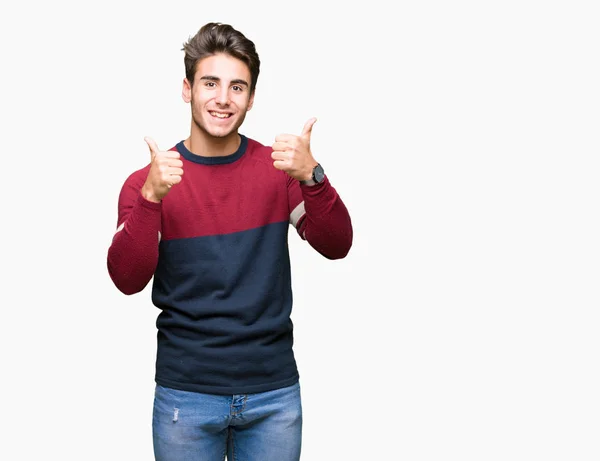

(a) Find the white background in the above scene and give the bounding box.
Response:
[2,0,599,459]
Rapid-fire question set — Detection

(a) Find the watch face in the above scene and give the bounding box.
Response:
[314,164,325,183]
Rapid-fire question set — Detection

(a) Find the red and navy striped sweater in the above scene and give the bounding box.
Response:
[107,134,353,395]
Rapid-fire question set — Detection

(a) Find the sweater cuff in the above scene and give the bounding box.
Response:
[136,192,163,211]
[299,175,330,196]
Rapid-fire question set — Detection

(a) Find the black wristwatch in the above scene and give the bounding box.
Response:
[300,163,325,186]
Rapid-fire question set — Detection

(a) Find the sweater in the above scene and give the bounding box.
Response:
[107,134,352,395]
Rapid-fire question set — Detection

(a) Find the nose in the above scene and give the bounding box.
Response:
[215,86,230,106]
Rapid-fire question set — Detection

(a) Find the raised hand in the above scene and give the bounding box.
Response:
[271,117,319,181]
[141,137,184,202]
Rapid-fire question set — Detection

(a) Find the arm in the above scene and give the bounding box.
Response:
[288,175,353,259]
[107,138,183,295]
[107,172,162,295]
[272,117,353,260]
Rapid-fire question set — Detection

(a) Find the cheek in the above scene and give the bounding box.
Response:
[235,96,252,110]
[191,88,208,103]
[191,94,207,112]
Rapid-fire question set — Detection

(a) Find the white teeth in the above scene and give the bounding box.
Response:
[210,112,230,118]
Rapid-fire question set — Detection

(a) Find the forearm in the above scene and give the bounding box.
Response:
[299,177,353,259]
[107,194,162,294]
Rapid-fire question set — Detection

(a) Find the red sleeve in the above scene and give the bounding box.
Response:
[107,168,163,295]
[287,174,353,259]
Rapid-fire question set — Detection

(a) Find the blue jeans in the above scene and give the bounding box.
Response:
[152,381,302,460]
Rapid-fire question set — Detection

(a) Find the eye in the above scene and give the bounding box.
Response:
[205,81,216,88]
[232,85,244,92]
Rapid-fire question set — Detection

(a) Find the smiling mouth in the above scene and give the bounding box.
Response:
[209,111,233,119]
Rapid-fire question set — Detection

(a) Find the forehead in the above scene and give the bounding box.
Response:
[194,53,251,82]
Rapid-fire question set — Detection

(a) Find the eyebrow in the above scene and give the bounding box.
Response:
[199,75,249,87]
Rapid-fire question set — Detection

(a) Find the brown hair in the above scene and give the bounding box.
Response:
[182,22,260,93]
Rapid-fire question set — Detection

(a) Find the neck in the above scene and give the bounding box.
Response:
[185,123,241,157]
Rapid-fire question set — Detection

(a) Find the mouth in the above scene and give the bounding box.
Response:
[209,111,233,119]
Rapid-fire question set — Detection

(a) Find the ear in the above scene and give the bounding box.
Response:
[247,91,255,111]
[182,78,192,103]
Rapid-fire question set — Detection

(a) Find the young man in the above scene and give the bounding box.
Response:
[107,22,352,460]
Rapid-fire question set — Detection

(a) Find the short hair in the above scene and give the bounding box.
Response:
[182,22,260,93]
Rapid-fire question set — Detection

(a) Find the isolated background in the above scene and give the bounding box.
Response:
[2,0,599,459]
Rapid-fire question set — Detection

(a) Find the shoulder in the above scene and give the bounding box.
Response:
[244,136,273,163]
[123,164,150,187]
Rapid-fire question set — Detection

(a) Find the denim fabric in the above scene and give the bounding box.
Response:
[152,381,302,460]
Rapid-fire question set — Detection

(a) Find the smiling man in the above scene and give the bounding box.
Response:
[107,22,353,461]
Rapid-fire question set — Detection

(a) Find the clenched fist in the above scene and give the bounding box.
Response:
[141,137,184,203]
[271,117,319,181]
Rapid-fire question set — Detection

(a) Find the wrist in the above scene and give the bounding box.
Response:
[300,163,325,186]
[301,163,318,182]
[141,184,162,203]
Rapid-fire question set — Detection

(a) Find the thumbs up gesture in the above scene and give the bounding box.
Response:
[141,137,184,203]
[271,117,319,181]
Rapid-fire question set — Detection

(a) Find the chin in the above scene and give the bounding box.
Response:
[208,126,237,138]
[193,119,235,139]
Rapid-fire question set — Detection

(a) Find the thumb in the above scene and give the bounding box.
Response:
[301,117,317,138]
[144,136,160,159]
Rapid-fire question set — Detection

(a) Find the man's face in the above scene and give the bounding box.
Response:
[183,53,254,139]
